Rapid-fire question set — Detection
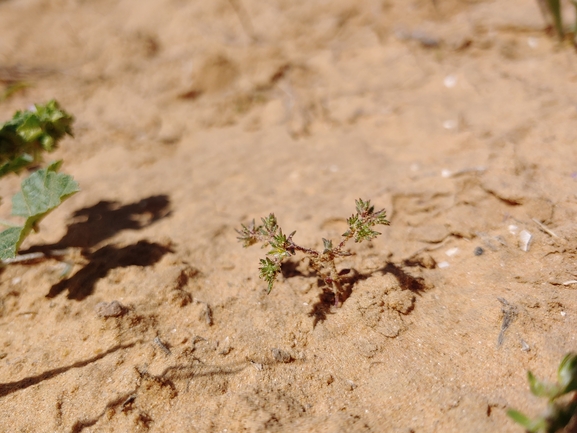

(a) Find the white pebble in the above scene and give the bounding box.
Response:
[438,261,450,269]
[445,247,459,257]
[443,75,457,88]
[519,230,532,252]
[219,336,232,355]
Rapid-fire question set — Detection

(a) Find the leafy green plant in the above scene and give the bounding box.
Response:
[508,352,577,433]
[0,100,79,260]
[237,199,389,305]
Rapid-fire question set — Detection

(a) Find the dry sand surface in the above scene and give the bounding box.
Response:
[0,0,577,431]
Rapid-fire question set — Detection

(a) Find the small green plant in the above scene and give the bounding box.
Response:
[237,199,389,305]
[508,352,577,433]
[0,100,79,260]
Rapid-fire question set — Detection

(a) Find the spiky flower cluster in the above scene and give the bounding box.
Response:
[237,199,389,304]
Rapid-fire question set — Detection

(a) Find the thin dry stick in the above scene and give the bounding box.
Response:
[532,218,563,240]
[153,336,171,356]
[1,249,69,265]
[562,280,577,286]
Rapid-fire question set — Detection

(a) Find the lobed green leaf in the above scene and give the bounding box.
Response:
[0,161,79,260]
[0,226,25,260]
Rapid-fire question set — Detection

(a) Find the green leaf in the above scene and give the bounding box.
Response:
[260,214,279,237]
[506,409,533,429]
[268,230,291,258]
[12,161,79,217]
[558,352,577,394]
[259,257,281,293]
[374,210,389,226]
[0,161,79,260]
[0,226,25,259]
[528,371,557,399]
[354,225,380,243]
[0,153,34,178]
[0,100,73,178]
[355,198,373,215]
[15,100,73,151]
[17,115,44,143]
[506,409,546,433]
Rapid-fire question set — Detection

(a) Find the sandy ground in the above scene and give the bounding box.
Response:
[0,0,576,431]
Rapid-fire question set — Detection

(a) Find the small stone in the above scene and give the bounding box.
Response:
[443,74,457,88]
[271,348,293,363]
[219,337,232,356]
[157,118,183,144]
[95,301,126,318]
[345,380,357,391]
[445,247,459,257]
[474,247,484,256]
[519,230,532,252]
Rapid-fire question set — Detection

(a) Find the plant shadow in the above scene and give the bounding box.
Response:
[68,357,259,433]
[308,262,430,327]
[26,194,171,251]
[0,342,136,398]
[378,262,430,295]
[280,258,316,279]
[308,269,360,327]
[21,195,173,300]
[47,240,173,300]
